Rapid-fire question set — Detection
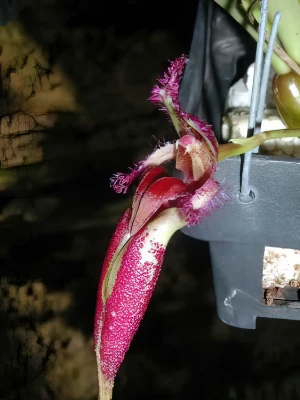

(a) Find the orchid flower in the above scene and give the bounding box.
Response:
[94,55,300,400]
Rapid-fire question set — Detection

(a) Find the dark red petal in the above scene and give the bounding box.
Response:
[130,176,186,236]
[129,166,167,231]
[94,208,131,348]
[99,225,165,381]
[99,208,185,383]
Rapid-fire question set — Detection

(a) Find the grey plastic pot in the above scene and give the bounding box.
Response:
[182,155,300,329]
[178,0,300,329]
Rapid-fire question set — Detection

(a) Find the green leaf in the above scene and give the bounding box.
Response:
[215,0,291,75]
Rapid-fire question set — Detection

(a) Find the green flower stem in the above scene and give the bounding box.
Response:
[218,129,300,161]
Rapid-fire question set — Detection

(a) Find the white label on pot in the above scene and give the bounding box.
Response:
[263,246,300,289]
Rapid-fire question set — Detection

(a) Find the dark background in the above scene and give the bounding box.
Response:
[1,1,300,399]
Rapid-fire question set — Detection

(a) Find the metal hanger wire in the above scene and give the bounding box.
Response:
[239,0,282,201]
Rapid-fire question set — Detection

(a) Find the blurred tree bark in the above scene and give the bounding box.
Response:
[0,22,78,169]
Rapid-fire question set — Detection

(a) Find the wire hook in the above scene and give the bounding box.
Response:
[239,0,282,202]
